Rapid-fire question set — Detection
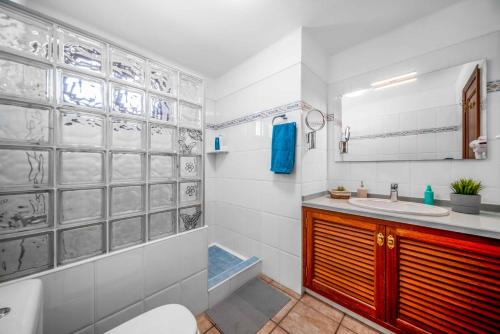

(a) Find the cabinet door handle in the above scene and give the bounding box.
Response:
[387,235,395,249]
[377,232,385,246]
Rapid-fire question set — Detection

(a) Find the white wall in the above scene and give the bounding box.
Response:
[207,29,304,294]
[301,29,329,196]
[327,0,500,204]
[328,0,500,83]
[207,27,330,295]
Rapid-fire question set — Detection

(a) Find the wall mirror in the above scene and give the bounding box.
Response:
[338,59,487,161]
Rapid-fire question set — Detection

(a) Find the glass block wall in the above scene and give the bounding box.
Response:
[0,4,204,282]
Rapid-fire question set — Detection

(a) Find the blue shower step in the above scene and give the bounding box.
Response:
[208,245,260,289]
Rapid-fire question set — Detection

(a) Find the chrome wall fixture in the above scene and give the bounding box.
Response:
[0,3,204,282]
[304,109,326,150]
[338,126,350,154]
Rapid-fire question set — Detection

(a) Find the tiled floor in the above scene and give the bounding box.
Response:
[197,274,382,334]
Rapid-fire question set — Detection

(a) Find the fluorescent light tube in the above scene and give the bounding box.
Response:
[371,72,417,87]
[373,78,417,90]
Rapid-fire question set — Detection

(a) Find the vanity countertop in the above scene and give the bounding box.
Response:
[303,196,500,240]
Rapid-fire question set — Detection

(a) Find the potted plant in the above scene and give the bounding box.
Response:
[329,186,351,199]
[450,178,483,214]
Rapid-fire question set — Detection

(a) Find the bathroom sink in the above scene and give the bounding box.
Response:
[0,279,43,334]
[348,198,450,217]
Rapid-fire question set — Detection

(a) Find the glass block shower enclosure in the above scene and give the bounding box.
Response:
[0,4,204,282]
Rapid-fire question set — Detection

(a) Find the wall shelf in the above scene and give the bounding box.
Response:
[206,149,229,154]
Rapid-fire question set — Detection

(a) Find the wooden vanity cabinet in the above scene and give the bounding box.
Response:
[302,209,386,320]
[385,225,500,334]
[303,207,500,334]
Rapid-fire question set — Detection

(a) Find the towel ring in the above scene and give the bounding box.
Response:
[272,114,288,125]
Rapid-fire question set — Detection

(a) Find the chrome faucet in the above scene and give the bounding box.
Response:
[390,183,398,202]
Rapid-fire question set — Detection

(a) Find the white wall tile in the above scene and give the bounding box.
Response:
[417,133,436,154]
[94,302,143,334]
[228,261,262,293]
[216,64,302,122]
[261,181,301,219]
[279,218,302,257]
[261,212,281,249]
[42,263,94,334]
[215,28,302,100]
[95,248,143,320]
[278,252,302,294]
[410,161,453,186]
[375,162,411,184]
[144,284,181,312]
[260,244,280,281]
[350,162,377,183]
[179,228,208,280]
[216,178,263,211]
[208,279,231,308]
[302,180,327,196]
[180,270,208,315]
[143,236,182,297]
[205,201,216,228]
[451,160,500,187]
[73,325,94,334]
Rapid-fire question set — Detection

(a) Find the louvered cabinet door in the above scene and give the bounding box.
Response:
[303,209,385,320]
[386,226,500,334]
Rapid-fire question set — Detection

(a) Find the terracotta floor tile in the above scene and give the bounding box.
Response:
[196,313,214,333]
[300,294,344,323]
[280,301,341,334]
[271,326,289,334]
[341,315,380,334]
[259,274,273,284]
[206,327,222,334]
[272,298,298,323]
[270,280,302,300]
[336,326,356,334]
[257,320,278,334]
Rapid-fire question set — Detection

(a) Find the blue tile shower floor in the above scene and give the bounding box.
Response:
[208,245,259,289]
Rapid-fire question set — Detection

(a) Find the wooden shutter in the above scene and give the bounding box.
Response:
[303,209,385,320]
[386,226,500,334]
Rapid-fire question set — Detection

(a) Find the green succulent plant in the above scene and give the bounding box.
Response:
[336,186,346,191]
[450,178,482,196]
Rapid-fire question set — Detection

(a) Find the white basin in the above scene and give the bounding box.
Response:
[348,198,450,217]
[0,279,42,334]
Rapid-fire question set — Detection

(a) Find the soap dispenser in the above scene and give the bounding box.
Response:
[424,185,434,205]
[357,181,368,198]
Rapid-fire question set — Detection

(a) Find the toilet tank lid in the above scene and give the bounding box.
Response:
[105,304,198,334]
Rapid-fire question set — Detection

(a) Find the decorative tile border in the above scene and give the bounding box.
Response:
[487,80,500,93]
[326,114,343,126]
[205,100,313,130]
[206,79,500,131]
[350,125,460,141]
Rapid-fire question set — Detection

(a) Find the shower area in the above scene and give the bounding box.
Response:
[0,3,205,283]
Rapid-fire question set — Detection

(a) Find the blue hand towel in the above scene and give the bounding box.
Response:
[271,122,296,174]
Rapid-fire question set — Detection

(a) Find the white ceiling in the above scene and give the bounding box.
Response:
[24,0,461,78]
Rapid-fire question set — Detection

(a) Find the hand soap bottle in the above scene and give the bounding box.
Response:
[214,136,220,151]
[424,185,434,205]
[357,181,368,198]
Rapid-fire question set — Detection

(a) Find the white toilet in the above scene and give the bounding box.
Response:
[105,304,199,334]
